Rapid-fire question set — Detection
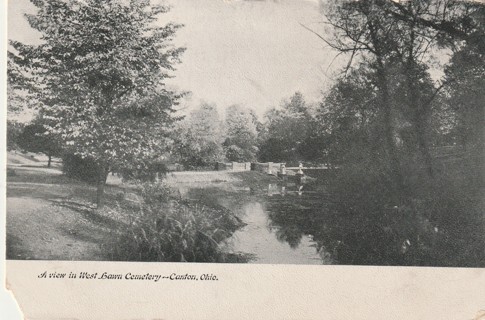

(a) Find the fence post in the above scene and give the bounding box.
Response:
[298,162,304,175]
[280,163,286,175]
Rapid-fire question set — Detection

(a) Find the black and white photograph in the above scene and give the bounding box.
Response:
[5,0,485,269]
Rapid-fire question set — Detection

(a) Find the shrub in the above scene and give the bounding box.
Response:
[106,182,244,262]
[118,161,168,183]
[62,153,99,183]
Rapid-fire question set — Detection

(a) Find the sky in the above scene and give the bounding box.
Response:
[8,0,344,118]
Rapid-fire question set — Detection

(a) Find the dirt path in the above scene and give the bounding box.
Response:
[6,164,117,261]
[7,197,105,260]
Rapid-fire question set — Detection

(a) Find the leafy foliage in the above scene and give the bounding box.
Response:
[316,0,484,182]
[62,153,99,183]
[443,31,485,184]
[173,103,225,169]
[259,92,318,162]
[117,159,168,183]
[17,118,63,167]
[223,105,259,162]
[9,0,185,206]
[6,121,24,151]
[107,182,244,262]
[316,66,379,165]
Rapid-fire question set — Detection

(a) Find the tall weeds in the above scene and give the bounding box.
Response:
[106,182,244,262]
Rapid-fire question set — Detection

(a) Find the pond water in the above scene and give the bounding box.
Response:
[174,173,485,267]
[177,181,333,264]
[228,201,328,264]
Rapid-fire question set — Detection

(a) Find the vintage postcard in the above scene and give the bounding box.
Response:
[3,0,485,319]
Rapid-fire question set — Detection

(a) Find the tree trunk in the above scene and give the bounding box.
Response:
[470,103,485,187]
[96,164,109,209]
[366,19,405,198]
[405,63,434,177]
[376,61,405,196]
[415,117,434,177]
[383,96,405,195]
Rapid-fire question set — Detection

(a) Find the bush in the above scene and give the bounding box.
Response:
[106,182,245,262]
[7,120,24,151]
[118,161,168,183]
[62,153,99,183]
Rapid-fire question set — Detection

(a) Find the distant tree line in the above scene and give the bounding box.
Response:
[168,92,325,169]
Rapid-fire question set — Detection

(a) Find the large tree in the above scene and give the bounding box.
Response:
[223,105,259,162]
[444,33,485,185]
[377,0,483,177]
[173,103,225,169]
[311,0,483,188]
[9,0,185,207]
[18,118,63,168]
[316,65,379,165]
[312,0,406,189]
[259,92,315,162]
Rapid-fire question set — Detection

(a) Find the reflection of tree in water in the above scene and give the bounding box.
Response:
[266,194,389,263]
[269,206,308,249]
[266,194,325,250]
[312,213,408,266]
[265,192,421,265]
[264,176,485,266]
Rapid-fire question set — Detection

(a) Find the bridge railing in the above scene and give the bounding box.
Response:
[215,161,332,175]
[215,162,251,171]
[251,162,283,175]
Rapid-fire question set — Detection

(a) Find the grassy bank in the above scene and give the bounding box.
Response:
[164,170,279,185]
[6,157,275,262]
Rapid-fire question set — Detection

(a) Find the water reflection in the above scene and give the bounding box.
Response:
[263,181,427,266]
[229,201,327,265]
[184,182,330,264]
[267,183,307,197]
[180,175,485,266]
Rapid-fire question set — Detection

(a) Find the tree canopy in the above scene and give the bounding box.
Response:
[173,103,225,169]
[259,92,317,163]
[223,105,259,162]
[9,0,185,207]
[17,119,63,168]
[313,0,484,191]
